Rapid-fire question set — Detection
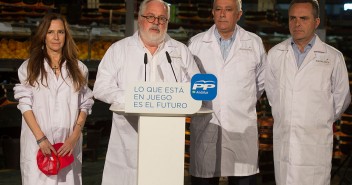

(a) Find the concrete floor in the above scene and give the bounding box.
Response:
[0,151,349,185]
[0,126,350,185]
[2,100,351,184]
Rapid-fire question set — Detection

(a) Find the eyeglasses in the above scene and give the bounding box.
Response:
[141,15,168,25]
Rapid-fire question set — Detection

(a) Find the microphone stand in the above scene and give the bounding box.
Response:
[144,53,148,82]
[165,51,178,82]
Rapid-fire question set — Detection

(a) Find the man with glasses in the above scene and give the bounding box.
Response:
[93,0,199,185]
[188,0,266,184]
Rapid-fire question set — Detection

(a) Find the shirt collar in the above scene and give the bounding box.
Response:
[214,27,237,43]
[291,35,316,50]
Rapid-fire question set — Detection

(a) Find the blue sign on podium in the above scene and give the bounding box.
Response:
[191,74,217,101]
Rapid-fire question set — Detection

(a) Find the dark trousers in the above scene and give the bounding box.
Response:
[191,174,257,185]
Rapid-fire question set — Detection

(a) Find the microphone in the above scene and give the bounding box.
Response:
[165,51,177,82]
[144,53,147,82]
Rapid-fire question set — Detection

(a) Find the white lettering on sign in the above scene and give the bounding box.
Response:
[125,82,201,114]
[192,80,216,90]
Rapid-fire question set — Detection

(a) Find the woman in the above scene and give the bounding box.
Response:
[14,13,94,185]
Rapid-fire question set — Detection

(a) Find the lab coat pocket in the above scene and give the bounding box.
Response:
[118,116,138,134]
[307,65,332,92]
[74,136,83,163]
[191,115,219,144]
[232,55,257,87]
[289,143,332,166]
[20,134,38,176]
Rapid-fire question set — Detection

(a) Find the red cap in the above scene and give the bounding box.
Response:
[37,143,74,175]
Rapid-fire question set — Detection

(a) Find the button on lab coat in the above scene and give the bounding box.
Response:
[188,25,267,177]
[93,31,200,185]
[14,60,94,185]
[265,36,351,185]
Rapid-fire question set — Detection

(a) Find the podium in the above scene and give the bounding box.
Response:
[109,82,212,185]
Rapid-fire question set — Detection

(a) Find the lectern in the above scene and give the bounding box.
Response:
[109,82,211,185]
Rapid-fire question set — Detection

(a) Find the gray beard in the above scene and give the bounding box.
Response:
[140,29,167,46]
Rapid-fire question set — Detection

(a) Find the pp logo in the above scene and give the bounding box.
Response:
[190,74,217,101]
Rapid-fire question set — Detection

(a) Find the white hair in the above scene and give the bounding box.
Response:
[138,0,170,19]
[213,0,242,11]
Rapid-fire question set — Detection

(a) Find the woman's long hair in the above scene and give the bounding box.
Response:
[26,13,86,91]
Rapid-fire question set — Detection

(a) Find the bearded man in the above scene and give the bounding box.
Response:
[93,0,199,185]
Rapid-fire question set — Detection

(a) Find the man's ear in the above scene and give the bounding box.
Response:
[315,17,320,29]
[237,11,243,21]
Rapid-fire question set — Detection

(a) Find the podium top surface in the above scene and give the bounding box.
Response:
[109,103,213,117]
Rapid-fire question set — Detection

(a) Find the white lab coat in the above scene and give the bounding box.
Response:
[265,36,351,185]
[93,31,200,185]
[14,59,94,185]
[188,25,266,177]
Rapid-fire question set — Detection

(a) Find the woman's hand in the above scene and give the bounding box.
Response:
[38,139,56,156]
[57,132,80,157]
[58,111,87,157]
